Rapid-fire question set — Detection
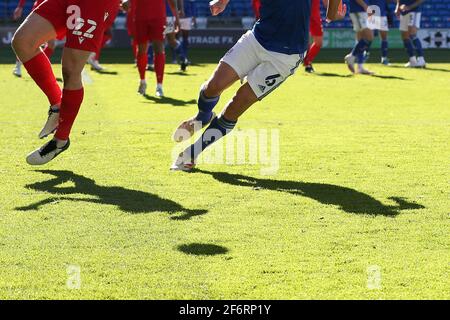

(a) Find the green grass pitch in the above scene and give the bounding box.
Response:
[0,49,449,299]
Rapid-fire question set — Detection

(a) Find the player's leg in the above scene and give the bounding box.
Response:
[354,27,374,74]
[137,41,149,95]
[12,12,62,111]
[346,13,371,73]
[172,31,260,143]
[172,50,299,171]
[152,40,166,97]
[304,35,323,73]
[400,13,417,67]
[380,30,389,65]
[408,14,425,67]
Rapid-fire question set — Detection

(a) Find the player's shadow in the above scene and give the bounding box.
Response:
[166,71,197,76]
[316,72,353,78]
[143,94,197,107]
[196,170,424,217]
[372,74,408,80]
[389,65,450,73]
[92,69,119,75]
[16,170,206,220]
[177,243,229,256]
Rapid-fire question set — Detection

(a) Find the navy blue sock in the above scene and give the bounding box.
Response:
[381,40,388,58]
[188,116,237,160]
[351,39,369,57]
[411,35,424,57]
[175,41,186,61]
[403,39,415,58]
[196,89,220,124]
[182,34,189,60]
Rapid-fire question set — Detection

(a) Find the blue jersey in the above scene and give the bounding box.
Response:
[349,0,367,13]
[369,0,387,16]
[400,0,422,14]
[183,0,196,17]
[253,0,311,55]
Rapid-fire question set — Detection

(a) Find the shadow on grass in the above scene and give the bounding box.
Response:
[143,94,196,107]
[92,69,119,75]
[166,71,197,76]
[16,170,206,220]
[315,72,353,78]
[177,243,229,256]
[196,170,424,217]
[371,74,409,80]
[388,65,450,73]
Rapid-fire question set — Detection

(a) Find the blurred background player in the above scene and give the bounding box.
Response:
[303,0,325,73]
[368,0,391,65]
[345,0,374,74]
[126,0,138,62]
[179,0,196,71]
[396,0,426,67]
[171,0,346,172]
[12,0,54,77]
[166,0,185,67]
[12,0,122,165]
[126,0,179,97]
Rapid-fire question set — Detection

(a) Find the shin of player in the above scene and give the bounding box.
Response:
[303,0,324,73]
[345,0,374,75]
[171,0,346,171]
[396,0,426,68]
[12,0,122,165]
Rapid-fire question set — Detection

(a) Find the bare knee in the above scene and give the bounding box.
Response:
[62,66,81,89]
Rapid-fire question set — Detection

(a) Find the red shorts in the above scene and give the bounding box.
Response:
[134,18,165,43]
[34,0,120,53]
[310,0,323,37]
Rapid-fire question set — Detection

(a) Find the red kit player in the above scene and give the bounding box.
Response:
[123,0,179,97]
[12,0,123,165]
[303,0,325,73]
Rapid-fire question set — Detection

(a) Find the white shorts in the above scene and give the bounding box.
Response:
[180,17,193,31]
[399,12,421,31]
[165,16,176,34]
[368,15,389,32]
[221,31,303,100]
[350,12,369,32]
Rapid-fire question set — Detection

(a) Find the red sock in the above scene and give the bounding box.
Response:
[304,42,322,66]
[137,53,147,80]
[154,52,165,84]
[96,33,112,60]
[43,46,54,59]
[54,88,84,140]
[132,40,138,60]
[23,52,61,106]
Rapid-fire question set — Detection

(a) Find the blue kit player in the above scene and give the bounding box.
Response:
[345,0,374,75]
[171,0,347,172]
[368,0,391,65]
[396,0,426,67]
[179,0,197,71]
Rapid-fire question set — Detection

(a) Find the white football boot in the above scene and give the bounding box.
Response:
[416,56,426,68]
[87,52,105,71]
[13,60,22,78]
[170,151,196,172]
[381,57,390,65]
[357,65,375,75]
[138,80,147,95]
[344,54,356,74]
[39,106,60,139]
[26,139,70,166]
[405,56,418,68]
[156,83,164,97]
[172,112,216,143]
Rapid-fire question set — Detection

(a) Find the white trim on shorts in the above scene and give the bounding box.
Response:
[350,12,369,32]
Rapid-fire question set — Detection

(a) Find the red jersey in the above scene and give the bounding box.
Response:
[18,0,45,10]
[252,0,261,19]
[134,0,166,21]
